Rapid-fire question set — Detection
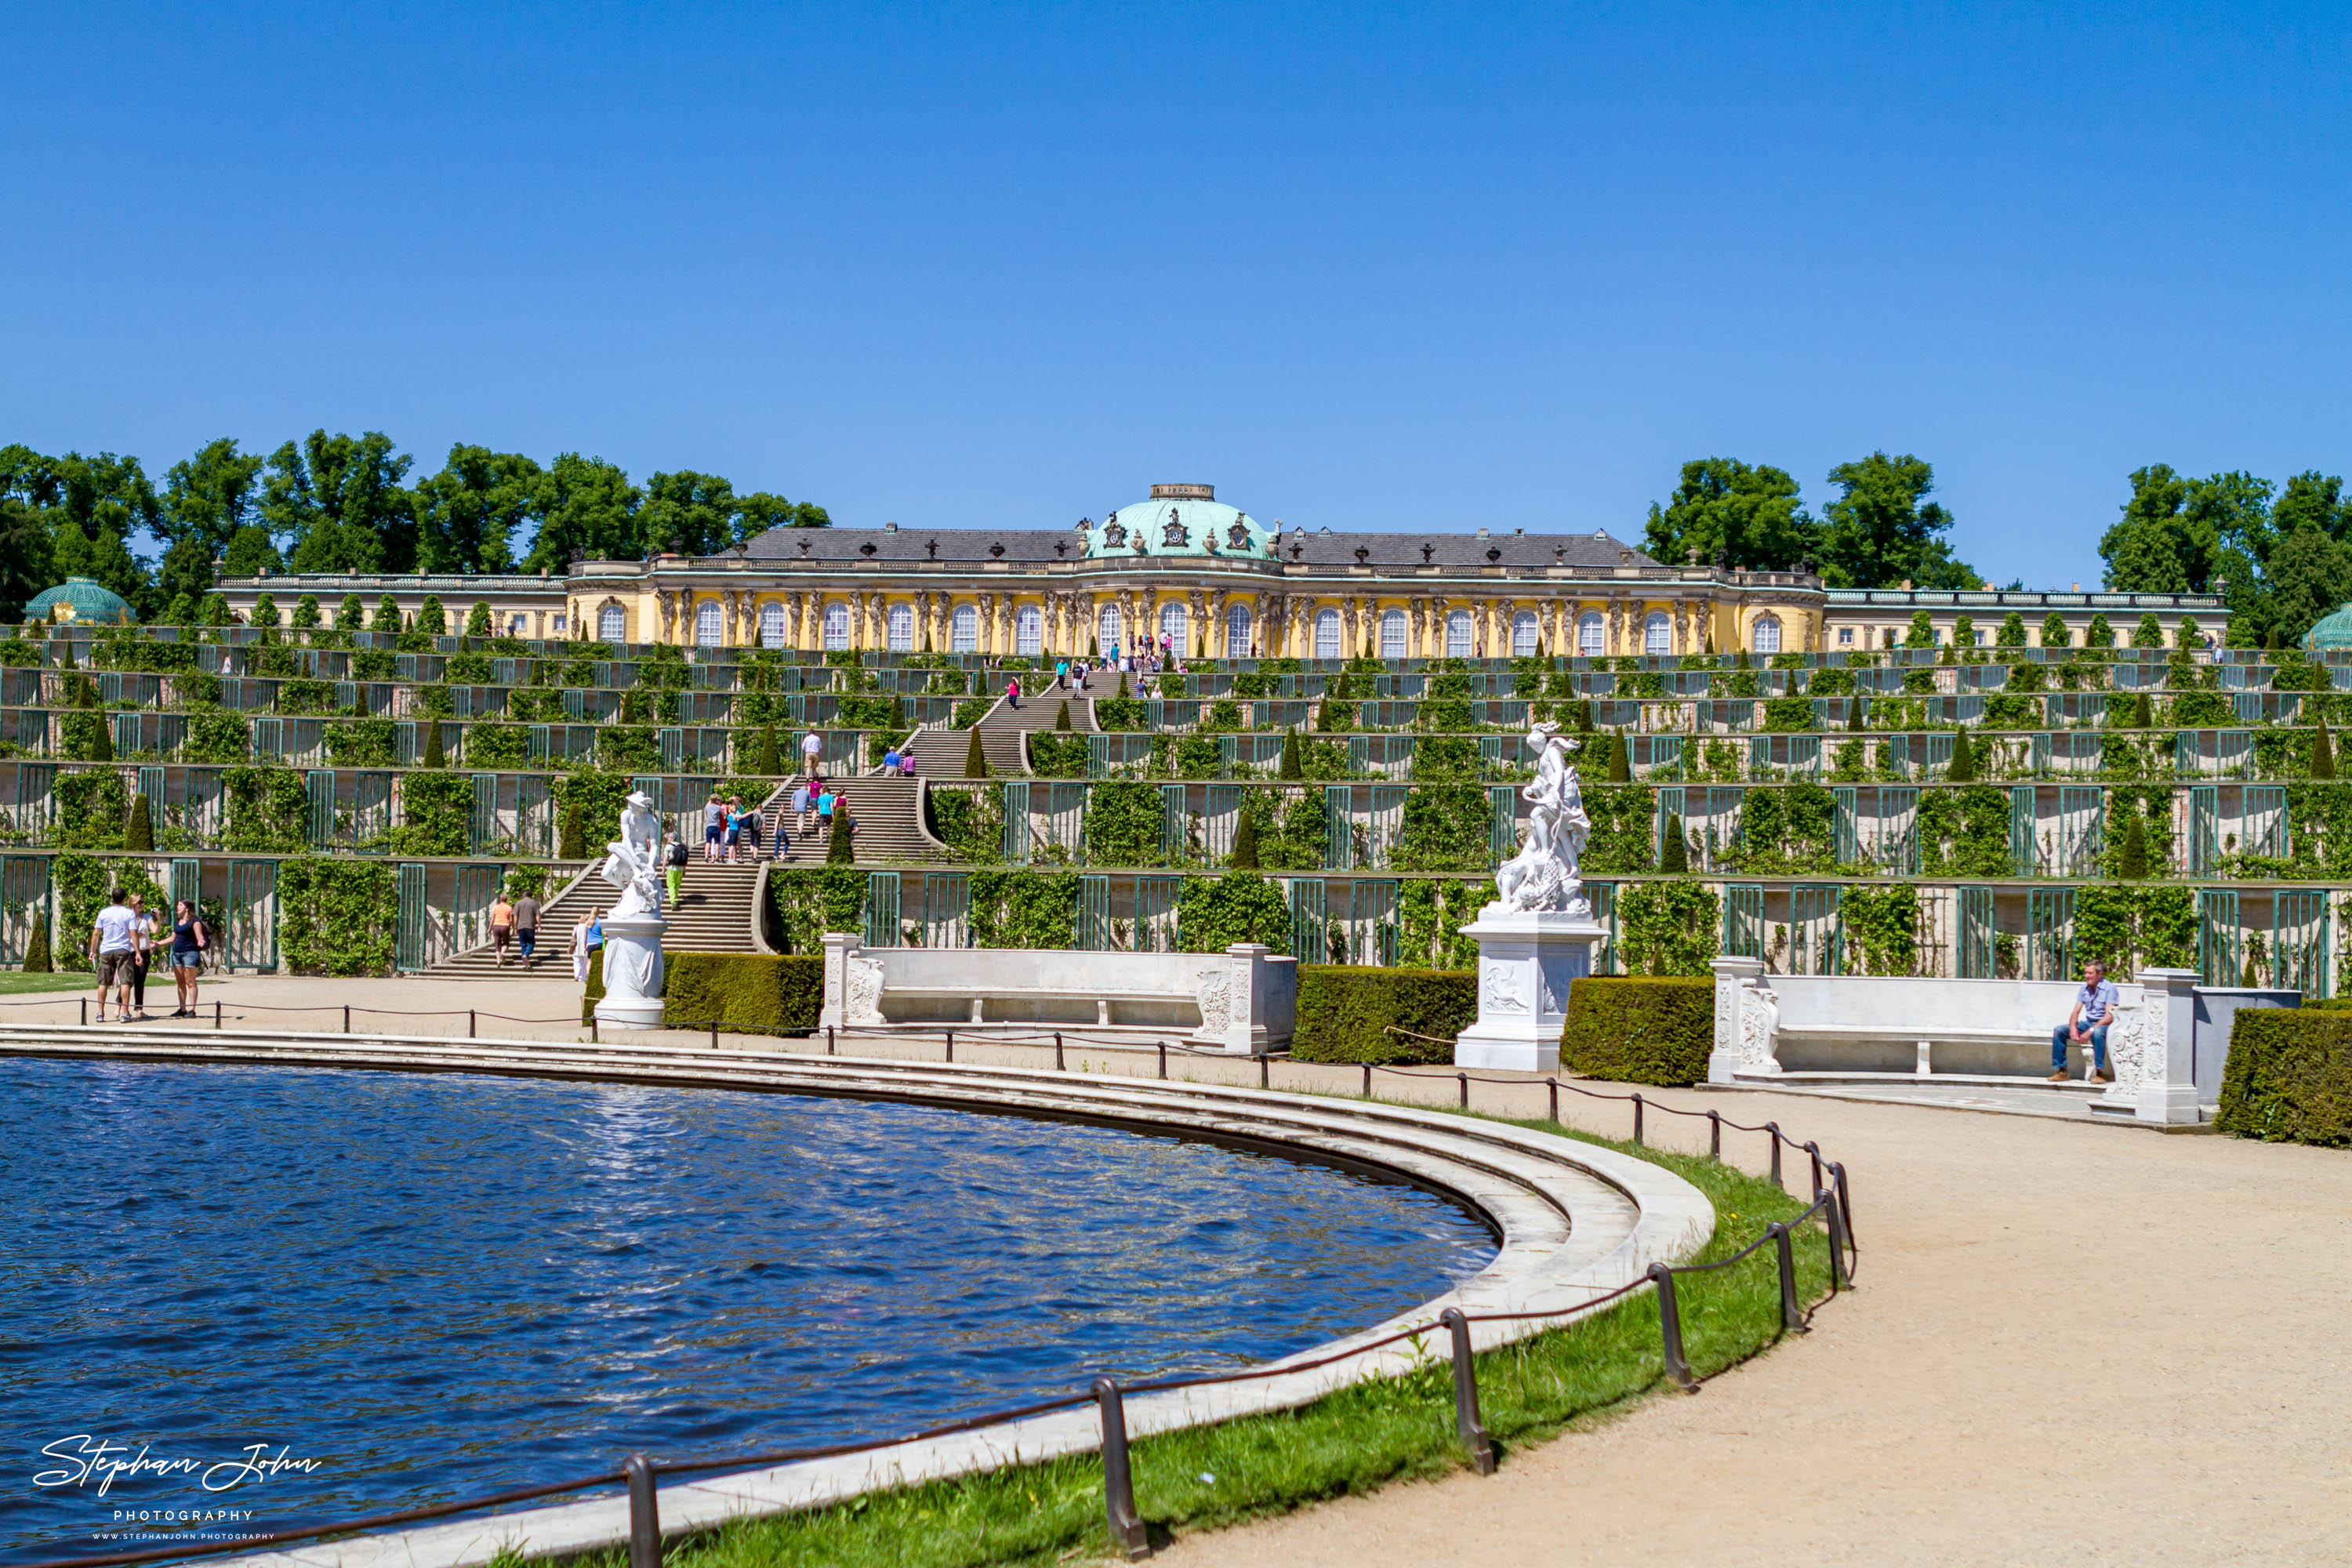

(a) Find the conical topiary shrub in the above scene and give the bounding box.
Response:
[124,793,154,851]
[422,720,445,768]
[1279,728,1303,780]
[2313,718,2336,779]
[827,811,855,863]
[1660,813,1688,873]
[964,727,989,778]
[559,803,586,859]
[1947,726,1976,782]
[1608,728,1632,782]
[2132,691,2154,728]
[757,726,782,775]
[1229,808,1261,869]
[1848,695,1866,731]
[1054,700,1072,731]
[2118,813,2151,879]
[22,908,50,972]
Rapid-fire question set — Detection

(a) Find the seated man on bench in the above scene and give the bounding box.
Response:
[2049,960,2118,1083]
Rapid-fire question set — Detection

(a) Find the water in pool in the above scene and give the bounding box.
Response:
[0,1058,1494,1560]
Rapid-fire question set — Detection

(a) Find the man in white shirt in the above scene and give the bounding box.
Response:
[89,888,141,1025]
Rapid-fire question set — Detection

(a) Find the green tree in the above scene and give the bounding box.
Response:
[422,720,446,769]
[2042,613,2070,649]
[2314,717,2336,779]
[2118,814,2151,879]
[1608,729,1632,782]
[1229,809,1261,869]
[292,594,320,630]
[1947,726,1976,782]
[2132,613,2165,649]
[157,437,267,607]
[0,446,58,622]
[1279,727,1304,780]
[1818,452,1976,590]
[252,592,280,629]
[526,453,643,568]
[416,595,446,635]
[964,728,989,778]
[2263,526,2352,647]
[1997,612,2027,648]
[1658,813,1689,873]
[336,593,365,631]
[2086,613,2114,648]
[20,908,49,972]
[641,470,740,556]
[1641,458,1817,570]
[1904,611,1936,648]
[412,445,540,572]
[465,601,493,637]
[373,594,403,632]
[731,492,832,539]
[221,523,280,575]
[758,727,782,775]
[263,430,416,573]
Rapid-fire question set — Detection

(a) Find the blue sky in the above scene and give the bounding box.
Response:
[6,1,2348,586]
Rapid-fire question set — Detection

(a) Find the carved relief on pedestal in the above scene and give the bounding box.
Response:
[1195,969,1232,1034]
[845,953,885,1025]
[1738,980,1780,1072]
[1481,957,1529,1014]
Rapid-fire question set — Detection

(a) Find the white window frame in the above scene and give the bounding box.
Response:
[1225,604,1253,656]
[1642,611,1670,656]
[1015,604,1043,655]
[598,604,626,643]
[1098,606,1123,653]
[887,603,914,652]
[1837,626,1854,647]
[1512,612,1540,657]
[1752,614,1782,654]
[1379,608,1406,659]
[1159,601,1187,650]
[952,604,979,653]
[1314,608,1342,659]
[695,599,723,648]
[759,602,786,648]
[822,601,851,652]
[1445,609,1474,658]
[1577,612,1604,659]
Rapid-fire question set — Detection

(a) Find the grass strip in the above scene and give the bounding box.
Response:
[0,972,105,995]
[555,1120,1838,1568]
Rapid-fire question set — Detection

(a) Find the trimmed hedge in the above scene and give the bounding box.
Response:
[662,953,824,1037]
[581,946,604,1022]
[1292,966,1476,1065]
[2216,1009,2352,1145]
[1559,976,1715,1087]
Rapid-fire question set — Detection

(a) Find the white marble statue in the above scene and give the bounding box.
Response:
[1488,720,1592,918]
[601,790,666,920]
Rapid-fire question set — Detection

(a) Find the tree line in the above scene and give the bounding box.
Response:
[0,433,830,623]
[1642,450,2352,646]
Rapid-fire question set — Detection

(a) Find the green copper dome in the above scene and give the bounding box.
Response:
[25,576,136,626]
[2306,603,2352,654]
[1078,484,1275,560]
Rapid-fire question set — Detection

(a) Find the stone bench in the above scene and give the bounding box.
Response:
[1704,960,2213,1123]
[818,936,1297,1054]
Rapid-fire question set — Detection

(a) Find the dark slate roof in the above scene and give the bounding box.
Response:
[737,524,1657,569]
[1274,529,1657,569]
[741,528,1075,564]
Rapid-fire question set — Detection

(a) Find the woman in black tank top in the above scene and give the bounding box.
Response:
[170,899,206,1017]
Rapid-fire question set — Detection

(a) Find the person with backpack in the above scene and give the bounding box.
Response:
[666,833,689,906]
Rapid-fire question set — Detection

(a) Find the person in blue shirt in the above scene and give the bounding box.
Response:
[2050,960,2118,1083]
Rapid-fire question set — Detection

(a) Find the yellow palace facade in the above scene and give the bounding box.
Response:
[217,482,2221,656]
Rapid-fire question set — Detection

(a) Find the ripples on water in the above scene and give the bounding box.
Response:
[0,1058,1494,1559]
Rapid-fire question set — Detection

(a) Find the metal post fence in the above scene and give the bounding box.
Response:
[1439,1308,1496,1474]
[1094,1380,1149,1559]
[1648,1262,1697,1392]
[625,1454,660,1568]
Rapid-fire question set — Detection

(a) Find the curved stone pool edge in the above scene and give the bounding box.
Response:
[0,1029,1713,1568]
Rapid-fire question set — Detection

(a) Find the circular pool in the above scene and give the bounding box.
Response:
[0,1057,1494,1559]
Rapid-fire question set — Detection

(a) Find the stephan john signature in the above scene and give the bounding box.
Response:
[34,1437,324,1497]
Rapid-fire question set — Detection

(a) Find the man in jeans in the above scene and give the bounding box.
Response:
[703,791,727,863]
[513,890,541,971]
[2049,960,2119,1083]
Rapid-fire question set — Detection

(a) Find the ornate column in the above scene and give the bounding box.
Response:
[785,592,805,651]
[1188,589,1208,656]
[655,590,677,644]
[998,595,1016,653]
[978,593,997,655]
[1341,597,1359,656]
[1409,597,1427,659]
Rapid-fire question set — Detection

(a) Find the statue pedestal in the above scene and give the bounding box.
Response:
[1453,909,1607,1072]
[593,912,668,1031]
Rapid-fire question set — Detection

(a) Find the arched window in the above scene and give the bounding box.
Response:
[822,601,851,651]
[1314,608,1342,659]
[951,604,979,652]
[1225,604,1252,656]
[1751,614,1782,654]
[598,604,626,643]
[1016,604,1043,655]
[1512,612,1539,657]
[695,599,723,648]
[887,603,914,651]
[1159,601,1187,650]
[1098,605,1123,653]
[1445,609,1474,658]
[1643,611,1670,656]
[1379,608,1407,659]
[758,601,786,648]
[1577,612,1605,659]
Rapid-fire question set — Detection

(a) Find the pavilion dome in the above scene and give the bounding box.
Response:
[1077,484,1275,561]
[25,576,136,626]
[2306,603,2352,655]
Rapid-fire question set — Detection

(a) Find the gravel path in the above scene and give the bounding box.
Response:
[1165,1089,2352,1567]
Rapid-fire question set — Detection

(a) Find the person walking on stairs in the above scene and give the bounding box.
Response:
[489,892,516,967]
[513,888,540,970]
[666,833,688,906]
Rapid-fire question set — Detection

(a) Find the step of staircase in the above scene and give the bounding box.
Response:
[760,774,949,864]
[902,685,1100,779]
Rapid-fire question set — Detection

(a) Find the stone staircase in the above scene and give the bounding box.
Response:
[903,682,1100,779]
[764,774,950,864]
[432,833,780,978]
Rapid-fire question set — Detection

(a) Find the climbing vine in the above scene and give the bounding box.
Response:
[1617,880,1720,976]
[1176,871,1291,954]
[971,869,1079,948]
[276,857,399,975]
[1838,883,1918,976]
[1083,780,1165,867]
[927,784,1005,864]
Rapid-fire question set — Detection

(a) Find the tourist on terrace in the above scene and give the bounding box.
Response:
[898,751,917,779]
[1055,659,1069,690]
[1007,675,1021,709]
[489,891,516,967]
[883,743,902,772]
[666,833,688,906]
[792,778,813,834]
[89,888,138,1025]
[126,892,157,1022]
[2050,960,2118,1083]
[570,909,596,985]
[513,887,540,971]
[702,790,726,863]
[801,730,822,775]
[169,899,207,1018]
